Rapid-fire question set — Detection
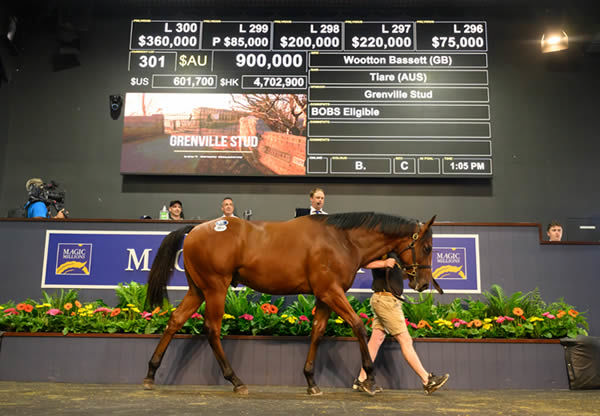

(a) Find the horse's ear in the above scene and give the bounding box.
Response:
[422,215,437,232]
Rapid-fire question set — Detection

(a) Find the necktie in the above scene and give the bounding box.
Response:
[315,210,321,214]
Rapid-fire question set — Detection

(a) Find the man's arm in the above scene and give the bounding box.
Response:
[364,257,396,269]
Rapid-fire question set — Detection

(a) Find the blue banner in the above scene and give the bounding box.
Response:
[43,231,480,293]
[43,231,187,289]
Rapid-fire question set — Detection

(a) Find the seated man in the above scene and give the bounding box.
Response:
[221,197,237,218]
[25,178,65,219]
[547,221,563,241]
[295,187,327,217]
[168,200,184,220]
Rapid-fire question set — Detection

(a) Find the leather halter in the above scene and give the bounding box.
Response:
[391,225,444,295]
[396,226,430,279]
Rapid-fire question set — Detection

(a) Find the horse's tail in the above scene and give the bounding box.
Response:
[147,225,195,307]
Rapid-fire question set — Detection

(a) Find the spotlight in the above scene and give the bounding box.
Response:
[6,16,17,42]
[541,30,568,53]
[5,16,19,55]
[110,95,123,120]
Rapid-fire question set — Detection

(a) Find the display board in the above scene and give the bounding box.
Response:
[122,20,491,177]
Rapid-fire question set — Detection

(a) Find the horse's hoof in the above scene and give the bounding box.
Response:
[143,378,154,390]
[307,386,323,396]
[234,384,249,395]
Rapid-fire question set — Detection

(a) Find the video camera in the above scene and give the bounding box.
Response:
[28,180,67,214]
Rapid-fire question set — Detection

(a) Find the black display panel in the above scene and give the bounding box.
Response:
[123,20,491,177]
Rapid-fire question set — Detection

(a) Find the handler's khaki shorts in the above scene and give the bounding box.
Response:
[370,292,408,336]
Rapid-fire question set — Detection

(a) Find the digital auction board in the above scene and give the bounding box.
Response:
[123,20,491,177]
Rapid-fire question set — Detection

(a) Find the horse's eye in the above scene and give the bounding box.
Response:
[424,246,432,254]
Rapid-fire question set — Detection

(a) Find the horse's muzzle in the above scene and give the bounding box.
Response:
[415,282,429,292]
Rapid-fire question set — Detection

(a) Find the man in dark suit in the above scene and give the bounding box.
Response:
[295,187,327,217]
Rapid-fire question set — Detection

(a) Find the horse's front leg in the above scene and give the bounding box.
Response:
[303,300,332,395]
[204,288,248,394]
[144,289,203,389]
[321,288,377,395]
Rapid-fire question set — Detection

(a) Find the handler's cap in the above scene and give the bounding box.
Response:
[169,200,183,207]
[25,178,43,191]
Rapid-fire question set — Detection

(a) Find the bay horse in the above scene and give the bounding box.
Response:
[144,212,437,395]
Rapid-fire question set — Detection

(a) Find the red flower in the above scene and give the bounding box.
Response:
[110,308,121,317]
[17,303,27,311]
[261,304,279,314]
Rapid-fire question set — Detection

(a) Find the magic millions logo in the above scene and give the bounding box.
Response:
[432,247,467,280]
[55,243,92,275]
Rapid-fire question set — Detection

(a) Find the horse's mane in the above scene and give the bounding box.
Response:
[309,212,423,236]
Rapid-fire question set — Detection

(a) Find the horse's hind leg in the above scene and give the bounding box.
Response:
[303,300,331,395]
[143,288,204,389]
[204,288,248,394]
[319,288,377,395]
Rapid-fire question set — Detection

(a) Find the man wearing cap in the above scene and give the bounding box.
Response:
[168,200,184,220]
[24,178,65,219]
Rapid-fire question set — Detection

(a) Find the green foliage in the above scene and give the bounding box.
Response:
[482,285,545,318]
[402,293,435,323]
[115,282,150,311]
[0,283,590,340]
[41,289,80,309]
[224,287,255,318]
[285,294,316,318]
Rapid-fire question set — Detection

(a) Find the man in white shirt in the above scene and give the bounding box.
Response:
[221,197,237,218]
[309,187,327,215]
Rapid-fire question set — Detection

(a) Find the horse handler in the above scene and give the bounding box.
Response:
[355,254,450,395]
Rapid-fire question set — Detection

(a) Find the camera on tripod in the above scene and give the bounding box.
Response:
[26,179,67,214]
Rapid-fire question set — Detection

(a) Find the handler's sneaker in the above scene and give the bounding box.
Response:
[423,373,449,395]
[352,378,383,394]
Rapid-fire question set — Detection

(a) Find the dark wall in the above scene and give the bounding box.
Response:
[1,3,599,228]
[0,85,8,199]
